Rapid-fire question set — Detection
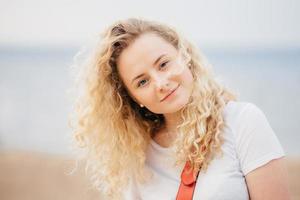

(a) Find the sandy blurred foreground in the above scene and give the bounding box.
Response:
[0,151,299,200]
[0,151,101,200]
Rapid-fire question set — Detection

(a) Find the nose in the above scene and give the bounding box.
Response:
[153,74,170,92]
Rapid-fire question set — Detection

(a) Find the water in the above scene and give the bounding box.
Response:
[0,46,299,156]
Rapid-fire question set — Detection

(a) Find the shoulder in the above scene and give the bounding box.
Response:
[224,101,276,138]
[222,100,260,127]
[223,101,285,175]
[222,100,277,143]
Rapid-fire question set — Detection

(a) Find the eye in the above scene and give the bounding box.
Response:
[159,61,169,70]
[137,79,148,88]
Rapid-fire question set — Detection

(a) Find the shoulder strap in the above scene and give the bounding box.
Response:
[176,161,200,200]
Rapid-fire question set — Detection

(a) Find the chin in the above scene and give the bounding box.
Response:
[160,100,189,114]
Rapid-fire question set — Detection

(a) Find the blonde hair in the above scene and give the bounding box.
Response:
[70,18,236,199]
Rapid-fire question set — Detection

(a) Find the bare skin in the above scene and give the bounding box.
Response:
[245,157,291,200]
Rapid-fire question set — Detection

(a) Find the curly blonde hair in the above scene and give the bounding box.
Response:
[70,18,236,199]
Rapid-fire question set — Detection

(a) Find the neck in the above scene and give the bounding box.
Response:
[152,111,182,148]
[164,111,182,132]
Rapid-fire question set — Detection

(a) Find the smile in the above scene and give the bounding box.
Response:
[160,84,180,102]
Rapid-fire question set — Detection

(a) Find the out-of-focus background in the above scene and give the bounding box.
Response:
[0,0,299,199]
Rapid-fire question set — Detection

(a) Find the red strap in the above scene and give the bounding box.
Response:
[176,161,199,200]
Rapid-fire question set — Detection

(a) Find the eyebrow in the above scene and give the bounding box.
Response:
[131,54,166,84]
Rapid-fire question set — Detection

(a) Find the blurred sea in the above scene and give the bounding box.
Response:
[0,46,299,156]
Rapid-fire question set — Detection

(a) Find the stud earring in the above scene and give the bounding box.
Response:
[140,104,144,108]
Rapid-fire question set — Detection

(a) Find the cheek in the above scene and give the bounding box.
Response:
[130,89,154,106]
[179,68,194,85]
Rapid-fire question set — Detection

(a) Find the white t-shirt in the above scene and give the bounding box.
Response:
[123,101,285,200]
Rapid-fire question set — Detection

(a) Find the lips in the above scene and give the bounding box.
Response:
[160,85,180,102]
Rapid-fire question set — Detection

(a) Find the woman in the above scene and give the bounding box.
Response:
[72,18,290,199]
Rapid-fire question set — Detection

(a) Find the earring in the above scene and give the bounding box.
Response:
[140,104,144,108]
[188,63,192,68]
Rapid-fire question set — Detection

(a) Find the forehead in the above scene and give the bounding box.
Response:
[117,33,178,81]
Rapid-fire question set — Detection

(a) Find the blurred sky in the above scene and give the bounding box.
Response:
[1,0,300,48]
[0,0,300,156]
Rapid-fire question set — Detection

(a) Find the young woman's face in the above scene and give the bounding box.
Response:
[117,32,194,114]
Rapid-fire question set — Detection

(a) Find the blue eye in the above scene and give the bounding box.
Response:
[137,79,147,87]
